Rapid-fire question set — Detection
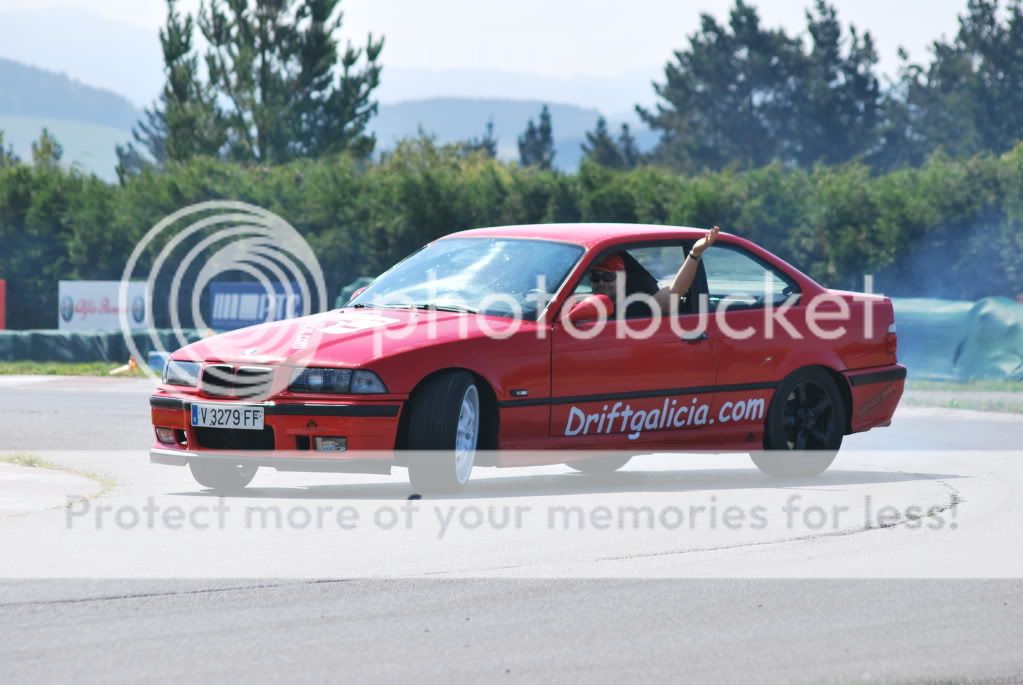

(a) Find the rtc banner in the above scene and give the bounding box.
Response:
[58,281,150,331]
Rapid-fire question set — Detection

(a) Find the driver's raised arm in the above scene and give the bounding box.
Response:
[653,225,721,312]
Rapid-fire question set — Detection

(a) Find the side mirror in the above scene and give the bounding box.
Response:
[347,286,367,303]
[566,294,614,324]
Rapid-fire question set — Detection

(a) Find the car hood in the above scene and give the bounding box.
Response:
[175,307,520,367]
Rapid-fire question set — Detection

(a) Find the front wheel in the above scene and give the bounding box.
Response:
[189,461,257,492]
[751,368,845,478]
[405,371,481,494]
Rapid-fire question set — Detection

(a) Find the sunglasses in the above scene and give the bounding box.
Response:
[589,270,617,283]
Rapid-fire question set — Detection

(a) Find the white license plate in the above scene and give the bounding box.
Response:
[190,403,264,430]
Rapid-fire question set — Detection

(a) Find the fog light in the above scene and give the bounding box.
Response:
[314,436,347,452]
[155,427,177,445]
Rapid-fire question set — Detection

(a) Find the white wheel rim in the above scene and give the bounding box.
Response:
[454,385,479,483]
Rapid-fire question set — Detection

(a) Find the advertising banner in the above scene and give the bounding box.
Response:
[58,281,149,331]
[208,281,303,331]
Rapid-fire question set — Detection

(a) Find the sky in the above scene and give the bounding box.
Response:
[0,0,970,112]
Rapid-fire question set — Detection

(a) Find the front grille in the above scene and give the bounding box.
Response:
[201,365,274,400]
[201,365,235,397]
[194,426,275,450]
[234,367,275,399]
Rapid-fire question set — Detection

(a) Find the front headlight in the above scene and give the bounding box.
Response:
[288,368,389,394]
[163,360,201,387]
[350,369,388,394]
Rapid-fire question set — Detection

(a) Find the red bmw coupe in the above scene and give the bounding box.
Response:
[149,224,905,492]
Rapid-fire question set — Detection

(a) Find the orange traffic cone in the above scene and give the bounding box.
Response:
[109,356,138,376]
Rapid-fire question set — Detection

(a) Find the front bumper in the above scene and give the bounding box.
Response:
[150,393,405,464]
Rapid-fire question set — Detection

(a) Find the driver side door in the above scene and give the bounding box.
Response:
[548,243,719,450]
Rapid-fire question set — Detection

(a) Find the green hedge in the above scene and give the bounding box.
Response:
[2,138,1022,329]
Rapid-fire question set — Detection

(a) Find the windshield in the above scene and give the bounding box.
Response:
[349,237,584,320]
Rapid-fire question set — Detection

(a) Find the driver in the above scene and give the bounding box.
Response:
[588,225,721,315]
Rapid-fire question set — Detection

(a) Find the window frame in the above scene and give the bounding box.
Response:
[698,243,802,312]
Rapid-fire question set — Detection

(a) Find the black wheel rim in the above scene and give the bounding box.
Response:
[782,381,835,450]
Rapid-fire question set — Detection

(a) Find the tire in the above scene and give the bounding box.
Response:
[405,371,481,494]
[189,461,258,491]
[751,368,845,478]
[566,455,632,474]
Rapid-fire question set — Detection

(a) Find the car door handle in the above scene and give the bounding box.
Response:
[680,332,709,343]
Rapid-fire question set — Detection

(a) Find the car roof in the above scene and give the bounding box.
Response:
[443,223,714,249]
[437,222,822,297]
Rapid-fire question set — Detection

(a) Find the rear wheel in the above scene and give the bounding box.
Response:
[566,455,632,474]
[751,368,844,478]
[189,461,257,492]
[405,371,481,494]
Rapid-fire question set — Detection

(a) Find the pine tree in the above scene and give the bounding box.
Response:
[581,117,623,168]
[639,1,804,171]
[198,0,383,163]
[795,1,883,165]
[119,0,383,171]
[0,130,19,168]
[116,0,224,178]
[882,0,1023,163]
[462,119,498,158]
[31,129,63,169]
[537,105,554,168]
[617,123,640,169]
[518,105,555,169]
[639,0,886,170]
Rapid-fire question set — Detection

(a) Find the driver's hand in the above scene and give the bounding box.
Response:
[693,225,721,257]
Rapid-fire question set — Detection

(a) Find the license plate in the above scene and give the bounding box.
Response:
[190,403,264,430]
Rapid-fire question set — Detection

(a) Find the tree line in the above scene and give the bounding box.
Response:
[103,0,1023,174]
[1,138,1021,328]
[636,0,1023,172]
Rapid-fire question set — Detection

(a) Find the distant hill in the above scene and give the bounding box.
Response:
[376,67,658,117]
[370,97,655,171]
[0,58,136,181]
[0,7,163,108]
[0,57,139,129]
[0,56,657,180]
[0,115,126,182]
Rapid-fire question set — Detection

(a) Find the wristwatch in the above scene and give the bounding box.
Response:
[689,251,701,260]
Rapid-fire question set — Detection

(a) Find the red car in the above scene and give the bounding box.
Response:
[149,224,905,492]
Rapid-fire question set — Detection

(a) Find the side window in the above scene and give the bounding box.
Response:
[569,243,699,318]
[701,245,798,310]
[571,279,593,296]
[571,244,690,297]
[628,245,686,286]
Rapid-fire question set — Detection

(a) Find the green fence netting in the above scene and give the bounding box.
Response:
[0,329,203,363]
[892,297,1023,381]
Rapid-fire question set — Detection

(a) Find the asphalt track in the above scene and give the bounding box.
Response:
[1,376,1022,683]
